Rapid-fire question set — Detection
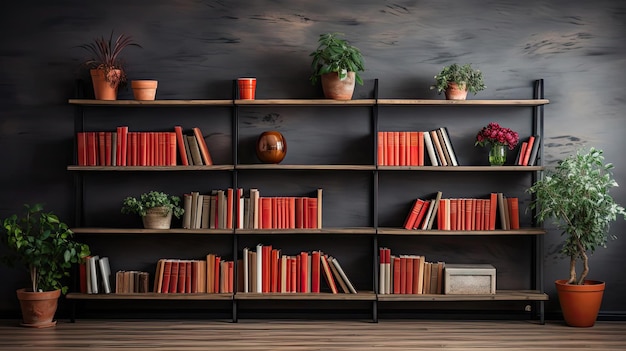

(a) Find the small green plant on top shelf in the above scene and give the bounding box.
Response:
[431,63,486,100]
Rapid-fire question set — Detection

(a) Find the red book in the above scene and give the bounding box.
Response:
[307,197,318,229]
[131,132,139,166]
[226,188,234,229]
[178,260,187,293]
[522,136,535,166]
[410,131,419,166]
[320,254,338,294]
[97,131,106,166]
[413,201,430,229]
[79,258,87,293]
[300,252,308,293]
[393,256,401,294]
[508,197,520,229]
[76,132,87,166]
[406,256,414,294]
[174,126,189,166]
[288,197,296,229]
[403,199,425,230]
[186,261,192,293]
[417,131,424,166]
[517,142,528,166]
[270,248,279,293]
[399,131,406,166]
[228,261,234,293]
[290,257,297,293]
[450,199,458,231]
[382,132,388,165]
[262,245,271,292]
[475,199,484,230]
[213,256,221,293]
[311,251,321,293]
[192,127,213,165]
[86,132,97,166]
[104,132,112,166]
[169,260,180,293]
[235,188,243,229]
[465,199,473,231]
[191,261,199,293]
[377,131,384,166]
[160,260,172,293]
[489,193,498,230]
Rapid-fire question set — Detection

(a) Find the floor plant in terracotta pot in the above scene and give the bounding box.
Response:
[121,191,184,229]
[0,204,90,328]
[78,31,141,100]
[431,63,485,100]
[527,147,626,327]
[309,32,365,100]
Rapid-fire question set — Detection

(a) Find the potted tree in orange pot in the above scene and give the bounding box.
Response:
[79,31,141,100]
[528,147,626,327]
[431,63,485,100]
[0,204,90,328]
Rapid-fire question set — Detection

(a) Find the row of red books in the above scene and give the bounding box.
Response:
[76,126,213,166]
[241,245,356,294]
[378,248,445,295]
[378,128,458,166]
[240,188,323,229]
[403,192,520,231]
[514,135,541,166]
[154,256,234,294]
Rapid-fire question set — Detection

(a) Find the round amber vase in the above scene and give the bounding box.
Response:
[256,131,287,163]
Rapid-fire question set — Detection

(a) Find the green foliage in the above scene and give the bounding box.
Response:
[527,148,626,284]
[121,191,184,219]
[309,33,365,86]
[78,31,141,87]
[431,63,486,94]
[0,204,90,294]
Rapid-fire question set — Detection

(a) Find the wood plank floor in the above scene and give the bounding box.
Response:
[1,319,625,351]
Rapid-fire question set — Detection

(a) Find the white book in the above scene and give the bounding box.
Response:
[89,255,100,294]
[98,257,112,294]
[379,249,386,294]
[439,127,458,166]
[331,257,357,294]
[423,131,439,166]
[256,243,263,293]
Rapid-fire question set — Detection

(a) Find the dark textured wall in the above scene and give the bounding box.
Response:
[1,0,625,318]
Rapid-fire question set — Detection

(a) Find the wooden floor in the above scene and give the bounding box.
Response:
[1,319,626,350]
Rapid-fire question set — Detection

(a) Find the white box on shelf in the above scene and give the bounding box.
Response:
[444,264,496,294]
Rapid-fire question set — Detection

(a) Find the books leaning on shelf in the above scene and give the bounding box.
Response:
[153,256,234,294]
[239,245,357,294]
[378,248,445,295]
[182,189,234,229]
[377,128,458,166]
[115,270,150,293]
[79,255,113,294]
[402,192,519,231]
[514,135,541,166]
[76,126,214,166]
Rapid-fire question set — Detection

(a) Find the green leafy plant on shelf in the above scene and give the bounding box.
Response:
[121,191,184,219]
[527,147,626,285]
[431,63,486,95]
[309,32,365,86]
[0,203,90,294]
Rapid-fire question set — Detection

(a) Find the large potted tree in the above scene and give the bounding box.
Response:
[78,31,142,100]
[309,32,365,100]
[527,147,626,327]
[0,204,90,328]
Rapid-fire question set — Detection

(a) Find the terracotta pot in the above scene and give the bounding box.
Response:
[555,279,605,327]
[90,68,121,100]
[445,82,468,100]
[256,131,287,164]
[142,207,173,229]
[321,72,355,100]
[16,288,60,328]
[132,80,158,100]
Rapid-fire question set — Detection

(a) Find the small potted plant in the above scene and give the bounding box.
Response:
[121,191,184,229]
[527,147,626,327]
[0,204,90,328]
[78,31,142,100]
[309,32,365,100]
[475,122,519,166]
[431,63,486,100]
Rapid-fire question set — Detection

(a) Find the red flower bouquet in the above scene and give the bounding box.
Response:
[475,122,519,150]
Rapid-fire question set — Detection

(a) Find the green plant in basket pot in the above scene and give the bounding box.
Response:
[309,32,365,100]
[121,191,184,229]
[475,122,519,166]
[431,63,485,100]
[527,147,626,327]
[0,203,90,328]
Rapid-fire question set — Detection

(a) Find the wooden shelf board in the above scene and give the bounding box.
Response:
[67,165,234,171]
[68,99,233,106]
[377,165,544,171]
[71,228,234,235]
[377,290,548,301]
[235,227,376,235]
[377,99,550,106]
[235,99,376,106]
[377,228,546,235]
[66,292,233,300]
[234,292,376,301]
[236,164,376,171]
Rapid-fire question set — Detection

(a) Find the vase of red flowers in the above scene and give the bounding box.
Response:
[475,122,519,166]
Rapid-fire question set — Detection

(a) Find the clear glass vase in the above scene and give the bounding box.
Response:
[489,144,507,166]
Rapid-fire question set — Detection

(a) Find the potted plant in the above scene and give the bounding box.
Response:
[431,63,485,100]
[0,204,90,328]
[79,31,142,100]
[475,122,519,166]
[527,147,626,327]
[309,32,365,100]
[121,191,184,229]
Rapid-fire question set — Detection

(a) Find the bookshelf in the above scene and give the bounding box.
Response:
[67,79,549,323]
